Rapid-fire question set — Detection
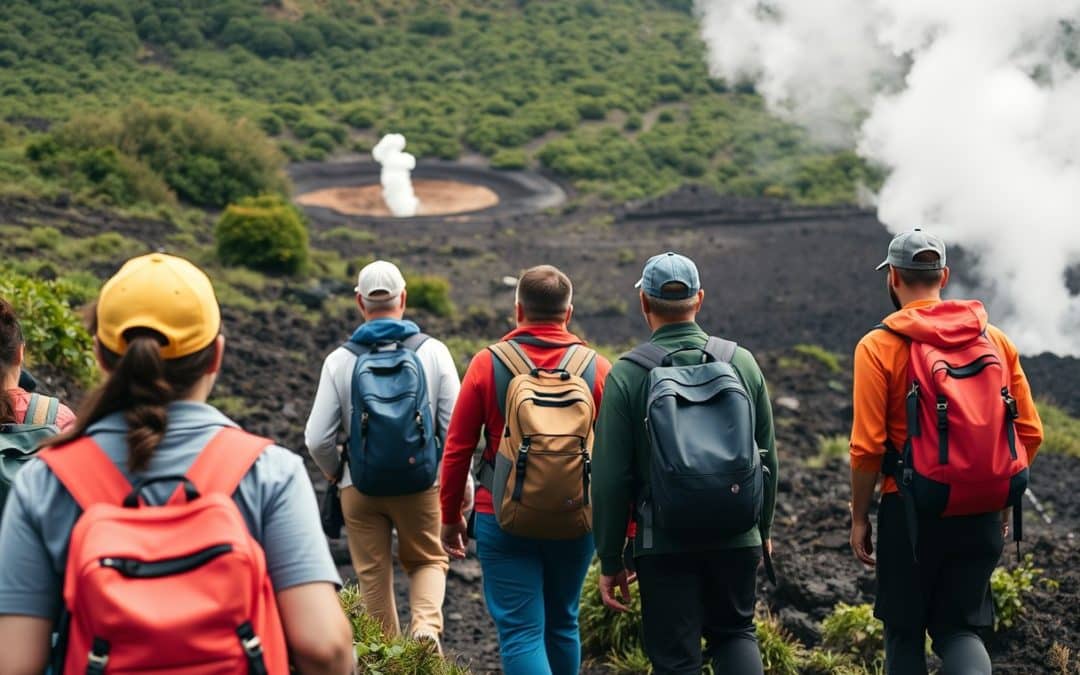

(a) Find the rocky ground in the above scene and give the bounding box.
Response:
[10,175,1079,673]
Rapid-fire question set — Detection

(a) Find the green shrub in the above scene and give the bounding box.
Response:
[491,148,528,170]
[793,344,843,373]
[800,648,864,675]
[821,603,884,668]
[0,272,97,386]
[339,585,470,674]
[1036,400,1080,457]
[756,615,803,675]
[579,560,644,659]
[991,554,1057,631]
[215,195,310,275]
[806,434,850,469]
[406,274,454,317]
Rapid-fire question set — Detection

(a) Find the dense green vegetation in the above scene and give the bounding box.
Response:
[339,585,470,674]
[0,0,878,205]
[0,272,97,386]
[1037,400,1080,457]
[216,195,310,275]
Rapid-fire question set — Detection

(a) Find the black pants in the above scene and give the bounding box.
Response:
[636,548,763,675]
[876,494,1003,675]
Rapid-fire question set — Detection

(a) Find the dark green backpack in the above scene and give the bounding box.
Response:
[0,394,61,514]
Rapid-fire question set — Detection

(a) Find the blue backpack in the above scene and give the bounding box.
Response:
[342,334,439,497]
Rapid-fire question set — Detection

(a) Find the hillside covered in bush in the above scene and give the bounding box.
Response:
[0,0,878,204]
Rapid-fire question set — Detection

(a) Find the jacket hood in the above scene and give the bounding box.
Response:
[882,299,988,348]
[350,318,420,345]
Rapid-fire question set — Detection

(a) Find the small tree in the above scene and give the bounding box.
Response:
[216,195,309,275]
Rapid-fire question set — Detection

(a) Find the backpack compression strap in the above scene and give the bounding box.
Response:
[24,394,60,426]
[39,438,133,509]
[183,428,273,497]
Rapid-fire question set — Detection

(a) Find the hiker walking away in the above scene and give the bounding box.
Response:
[305,260,460,649]
[440,265,612,675]
[592,252,778,675]
[0,254,353,675]
[849,229,1044,675]
[1,298,77,515]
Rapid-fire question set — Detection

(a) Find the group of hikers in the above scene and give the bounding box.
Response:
[0,226,1044,675]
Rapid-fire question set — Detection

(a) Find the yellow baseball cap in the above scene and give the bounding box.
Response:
[96,253,221,359]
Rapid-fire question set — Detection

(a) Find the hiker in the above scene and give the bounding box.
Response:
[592,252,778,675]
[305,259,460,649]
[849,229,1044,675]
[1,298,76,514]
[440,264,611,675]
[0,253,353,675]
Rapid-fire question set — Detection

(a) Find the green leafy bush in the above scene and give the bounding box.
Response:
[0,272,96,386]
[793,344,844,373]
[579,560,644,661]
[806,434,850,469]
[339,585,470,674]
[821,603,885,668]
[991,554,1057,631]
[1036,399,1080,457]
[756,615,803,675]
[406,274,455,318]
[215,195,309,275]
[490,148,528,170]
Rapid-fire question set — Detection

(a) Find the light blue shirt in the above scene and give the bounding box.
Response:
[0,402,341,620]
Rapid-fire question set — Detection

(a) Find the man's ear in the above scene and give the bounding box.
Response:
[207,335,226,375]
[694,289,705,313]
[564,304,574,325]
[515,302,525,325]
[639,291,651,318]
[888,267,901,290]
[399,290,408,311]
[356,295,367,317]
[940,266,950,290]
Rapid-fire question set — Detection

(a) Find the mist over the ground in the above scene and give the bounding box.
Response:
[696,0,1080,355]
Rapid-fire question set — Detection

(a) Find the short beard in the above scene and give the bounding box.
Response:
[889,285,902,311]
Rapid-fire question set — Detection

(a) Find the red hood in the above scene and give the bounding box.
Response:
[882,299,989,349]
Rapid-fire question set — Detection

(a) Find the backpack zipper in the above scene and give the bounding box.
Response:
[101,544,233,578]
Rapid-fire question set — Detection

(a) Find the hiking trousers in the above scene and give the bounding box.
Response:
[474,513,594,675]
[636,547,764,675]
[876,493,1002,675]
[341,485,449,639]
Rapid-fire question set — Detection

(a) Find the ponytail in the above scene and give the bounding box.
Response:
[0,298,24,424]
[44,327,217,472]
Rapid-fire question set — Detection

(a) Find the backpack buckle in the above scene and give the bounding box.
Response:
[87,653,109,668]
[901,467,913,486]
[241,634,264,657]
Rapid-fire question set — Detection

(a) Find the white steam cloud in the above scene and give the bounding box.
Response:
[696,0,1080,354]
[372,133,420,217]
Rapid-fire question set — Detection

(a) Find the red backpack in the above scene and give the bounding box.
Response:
[39,428,290,675]
[880,322,1029,557]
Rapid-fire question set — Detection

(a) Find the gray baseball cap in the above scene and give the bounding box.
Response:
[876,228,947,271]
[635,252,700,299]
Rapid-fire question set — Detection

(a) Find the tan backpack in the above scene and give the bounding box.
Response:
[475,339,598,539]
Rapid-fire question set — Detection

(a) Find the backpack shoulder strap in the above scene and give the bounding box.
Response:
[559,345,599,390]
[874,323,909,341]
[704,336,738,364]
[39,437,132,508]
[184,427,273,497]
[341,341,372,357]
[619,342,669,371]
[489,341,536,417]
[25,393,58,426]
[401,333,431,352]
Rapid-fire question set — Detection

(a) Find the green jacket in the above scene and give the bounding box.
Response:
[592,321,778,575]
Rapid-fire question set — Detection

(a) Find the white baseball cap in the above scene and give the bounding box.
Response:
[355,260,406,299]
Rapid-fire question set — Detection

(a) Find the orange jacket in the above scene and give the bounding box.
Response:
[849,299,1043,494]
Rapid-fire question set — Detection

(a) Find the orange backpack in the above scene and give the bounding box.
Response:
[40,428,289,675]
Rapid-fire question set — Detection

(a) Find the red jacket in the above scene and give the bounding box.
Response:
[439,324,611,524]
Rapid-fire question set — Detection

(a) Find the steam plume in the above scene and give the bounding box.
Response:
[696,0,1080,354]
[372,133,420,217]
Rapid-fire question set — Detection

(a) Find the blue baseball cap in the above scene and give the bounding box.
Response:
[635,252,701,299]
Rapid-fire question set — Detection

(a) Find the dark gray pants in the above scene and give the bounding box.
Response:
[885,625,992,675]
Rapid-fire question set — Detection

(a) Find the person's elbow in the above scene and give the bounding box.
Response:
[289,612,354,674]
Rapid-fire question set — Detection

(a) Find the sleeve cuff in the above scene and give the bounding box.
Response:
[850,453,883,474]
[599,554,624,576]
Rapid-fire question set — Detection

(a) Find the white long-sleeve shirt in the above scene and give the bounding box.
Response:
[304,336,460,489]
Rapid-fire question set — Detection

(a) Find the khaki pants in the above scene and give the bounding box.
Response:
[341,485,449,639]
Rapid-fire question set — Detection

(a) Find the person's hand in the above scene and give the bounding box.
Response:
[599,569,637,613]
[323,471,337,486]
[1001,508,1011,539]
[462,473,476,515]
[441,518,469,560]
[850,514,875,567]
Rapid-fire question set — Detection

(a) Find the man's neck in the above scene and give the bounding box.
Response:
[898,291,942,307]
[647,316,696,333]
[364,312,405,322]
[1,370,18,390]
[516,320,567,331]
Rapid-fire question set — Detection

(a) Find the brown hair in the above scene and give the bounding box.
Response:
[517,265,573,322]
[644,282,699,321]
[896,251,945,287]
[0,299,24,424]
[44,323,217,472]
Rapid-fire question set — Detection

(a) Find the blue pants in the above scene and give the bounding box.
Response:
[474,513,594,675]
